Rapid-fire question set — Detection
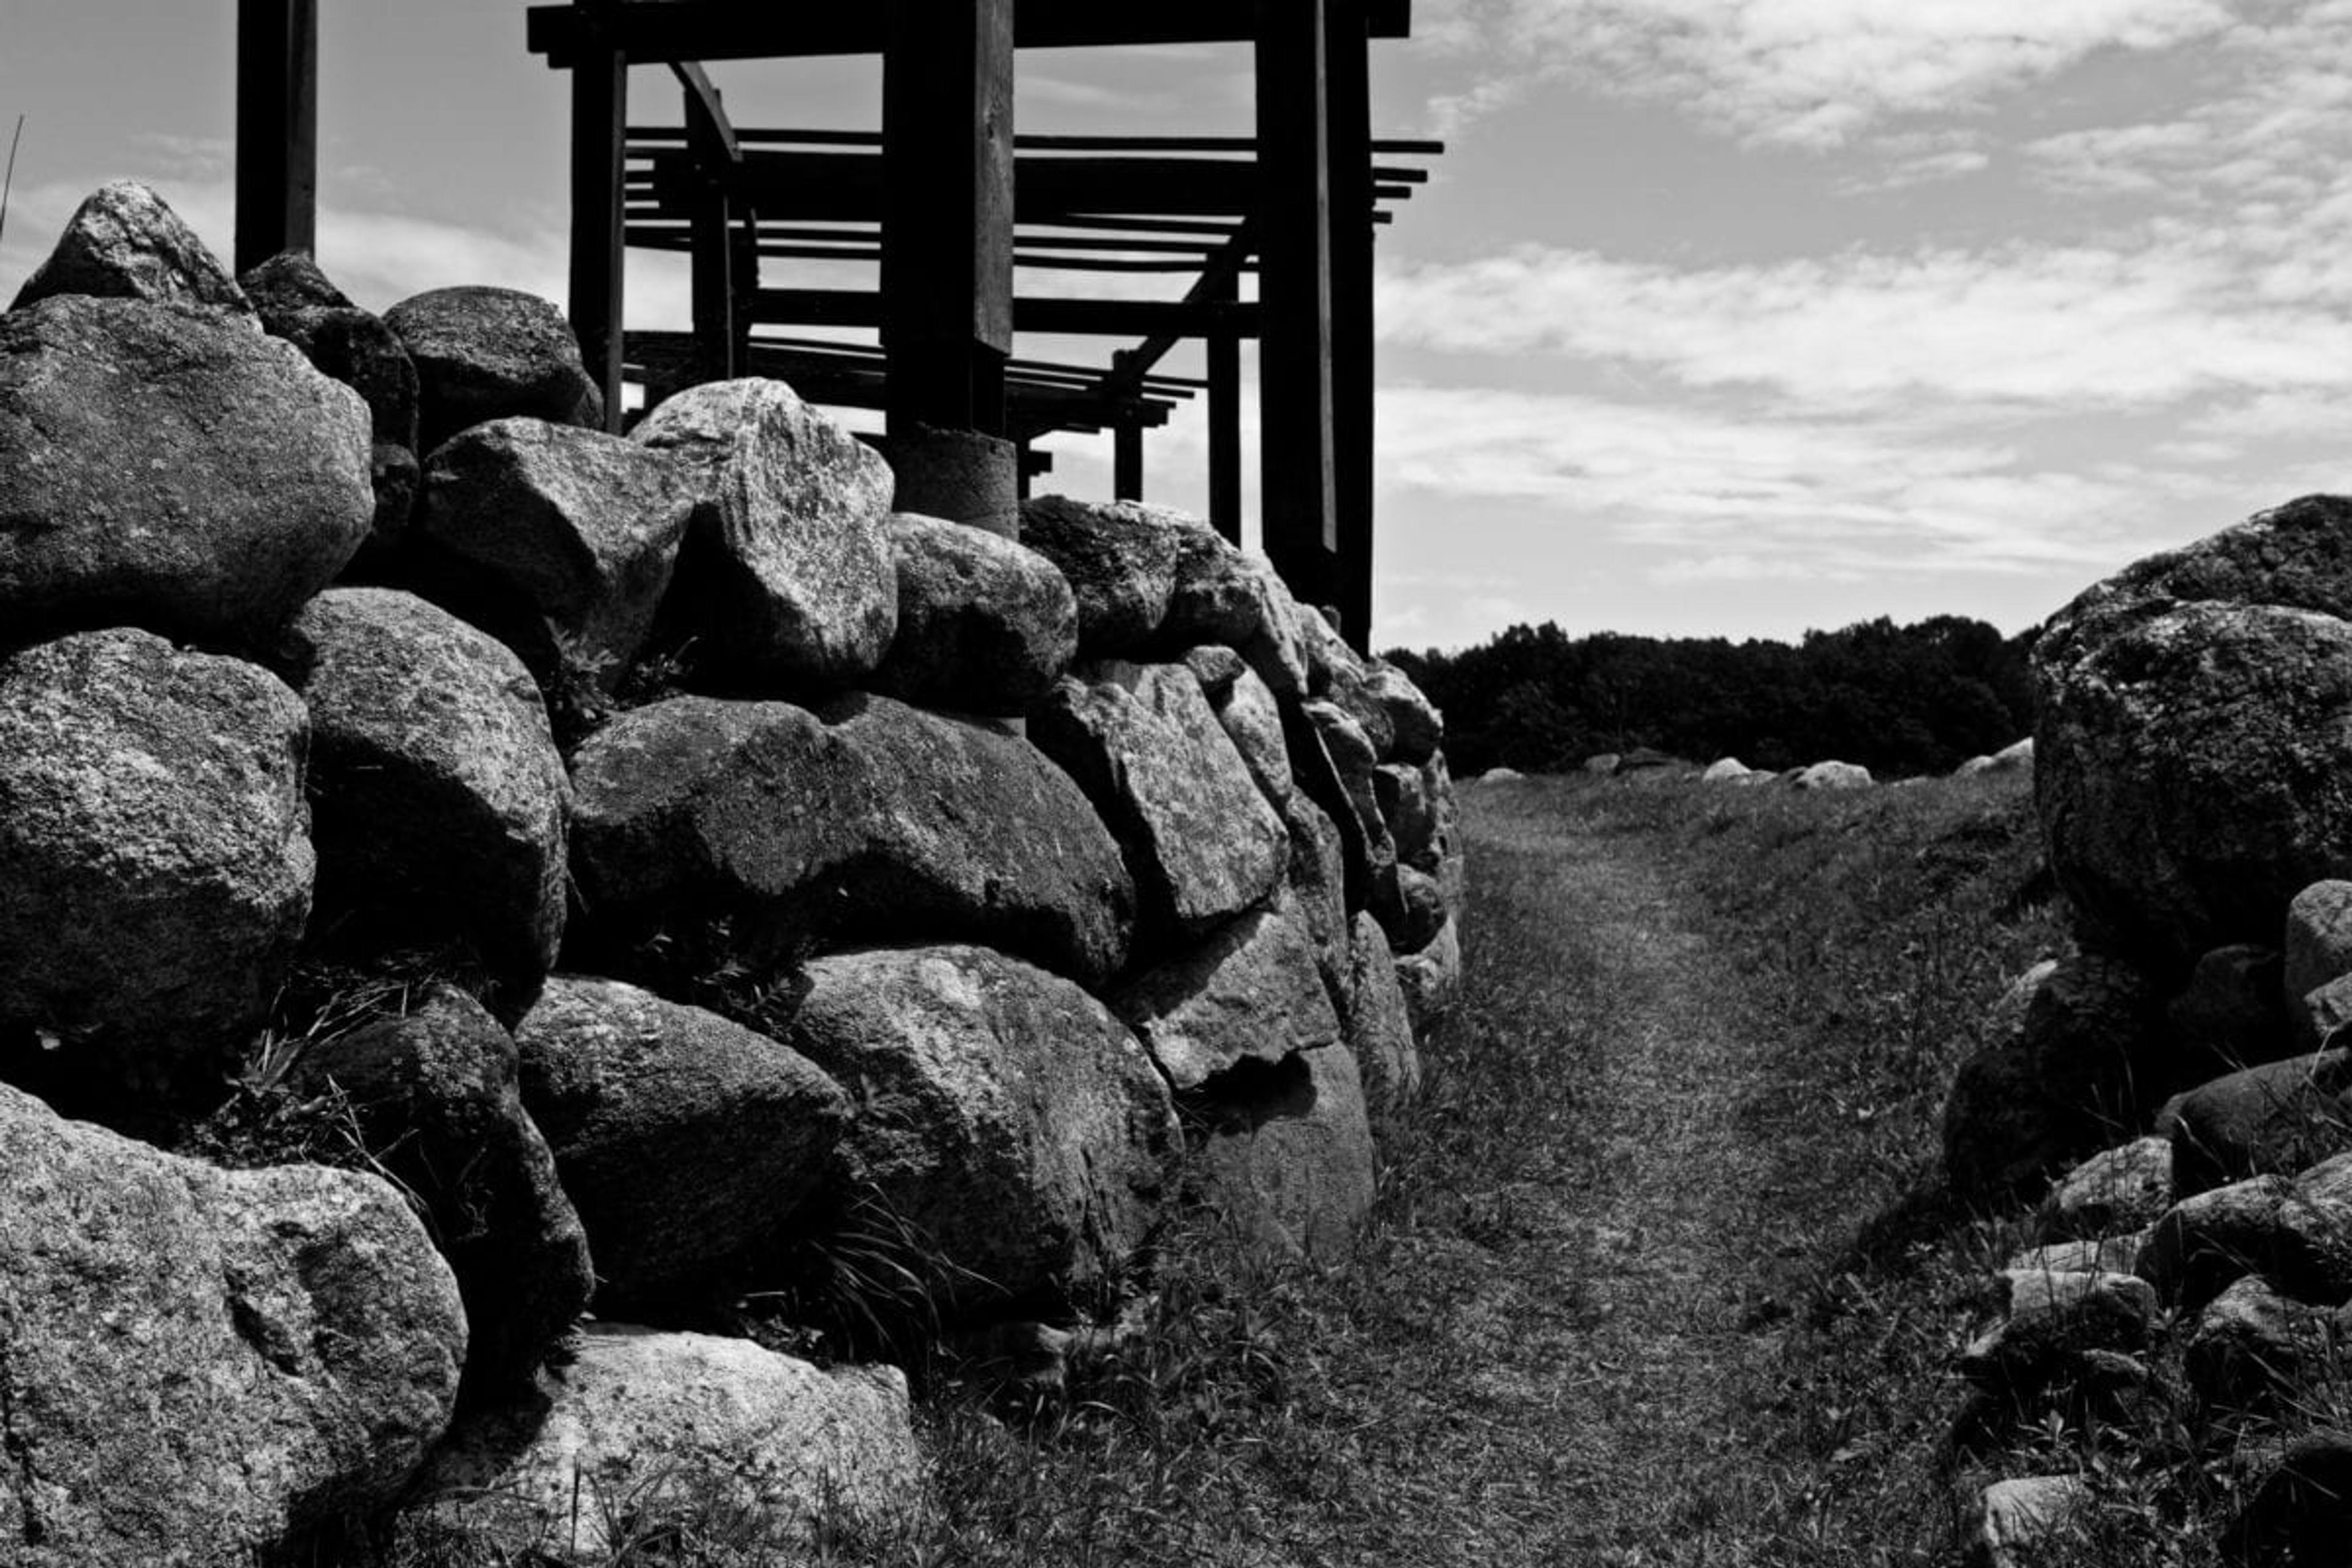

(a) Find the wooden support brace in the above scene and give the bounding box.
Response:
[235,0,318,273]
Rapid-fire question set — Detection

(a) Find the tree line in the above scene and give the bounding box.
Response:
[1384,615,2037,780]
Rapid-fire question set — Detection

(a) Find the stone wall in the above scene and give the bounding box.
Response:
[0,184,1465,1562]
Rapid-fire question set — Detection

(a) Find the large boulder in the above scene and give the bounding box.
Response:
[2226,1430,2352,1567]
[2286,880,2352,1041]
[2167,943,2294,1077]
[291,985,592,1406]
[0,1080,465,1566]
[1017,494,1186,656]
[9,180,251,319]
[0,628,311,1093]
[632,378,897,690]
[2167,1049,2352,1197]
[1343,911,1422,1107]
[0,295,373,646]
[1278,790,1352,997]
[1183,644,1292,809]
[1112,906,1343,1091]
[786,945,1180,1307]
[2035,497,2352,968]
[2138,1161,2352,1311]
[567,693,1134,988]
[415,417,694,690]
[514,976,851,1310]
[1030,660,1288,951]
[1298,696,1401,924]
[872,511,1078,714]
[412,1325,918,1562]
[384,285,601,454]
[1365,660,1443,764]
[1395,917,1463,1036]
[2038,1136,2174,1242]
[2185,1274,2346,1419]
[276,589,569,1006]
[1162,529,1308,696]
[1192,1044,1378,1263]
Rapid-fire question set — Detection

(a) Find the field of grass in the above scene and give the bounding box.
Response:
[365,767,2109,1567]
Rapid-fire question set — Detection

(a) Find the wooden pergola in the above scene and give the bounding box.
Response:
[234,0,1433,649]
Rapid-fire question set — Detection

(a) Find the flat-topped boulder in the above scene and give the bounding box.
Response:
[0,1081,465,1566]
[385,285,602,453]
[1030,660,1287,952]
[788,945,1179,1306]
[1017,494,1188,656]
[873,511,1078,714]
[0,628,311,1093]
[0,294,372,647]
[632,377,897,691]
[568,692,1134,987]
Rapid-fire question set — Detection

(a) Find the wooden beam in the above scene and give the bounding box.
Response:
[1206,271,1243,546]
[530,0,1412,67]
[678,63,745,385]
[752,290,1261,339]
[1256,0,1340,610]
[567,8,628,431]
[881,0,1014,437]
[234,0,317,273]
[1328,0,1376,650]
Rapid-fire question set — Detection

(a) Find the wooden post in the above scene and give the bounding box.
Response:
[1254,0,1339,612]
[682,70,742,388]
[568,4,628,432]
[881,0,1014,437]
[1114,424,1144,501]
[1326,0,1375,650]
[1205,269,1244,545]
[234,0,318,273]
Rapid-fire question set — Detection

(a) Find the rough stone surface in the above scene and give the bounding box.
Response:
[0,628,311,1090]
[1365,660,1442,764]
[277,589,568,1000]
[1193,1045,1378,1263]
[1942,950,2166,1202]
[2226,1430,2352,1567]
[1300,696,1401,919]
[241,251,420,454]
[0,1080,465,1566]
[0,294,373,646]
[1959,1270,2157,1394]
[1185,644,1292,809]
[1390,862,1450,954]
[2287,880,2352,1039]
[1793,761,1873,790]
[292,985,592,1406]
[1030,661,1287,950]
[1395,917,1463,1038]
[385,285,602,454]
[1972,1476,2089,1568]
[2008,1234,2147,1278]
[1017,494,1187,655]
[2168,1049,2352,1198]
[514,976,851,1308]
[1702,758,1754,783]
[788,946,1180,1306]
[2138,1170,2352,1311]
[416,417,693,688]
[1163,529,1308,695]
[2040,1136,2176,1243]
[633,378,897,690]
[567,693,1134,988]
[10,180,252,319]
[1377,762,1440,869]
[413,1325,918,1561]
[1114,906,1344,1091]
[1343,910,1422,1106]
[2186,1273,2345,1419]
[873,511,1078,714]
[2168,943,2294,1078]
[1280,790,1352,995]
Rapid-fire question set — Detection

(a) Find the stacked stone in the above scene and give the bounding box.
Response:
[0,184,1461,1564]
[1932,493,2352,1561]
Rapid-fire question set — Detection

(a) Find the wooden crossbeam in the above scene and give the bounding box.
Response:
[753,289,1261,339]
[529,0,1413,67]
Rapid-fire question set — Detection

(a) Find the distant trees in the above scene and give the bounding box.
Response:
[1385,614,2038,778]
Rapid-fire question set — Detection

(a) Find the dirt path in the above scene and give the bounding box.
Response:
[1310,794,1807,1566]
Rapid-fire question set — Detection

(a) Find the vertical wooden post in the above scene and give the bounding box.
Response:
[1254,0,1339,614]
[234,0,318,273]
[881,0,1014,438]
[1205,271,1244,545]
[1326,0,1376,650]
[567,3,627,432]
[684,78,741,390]
[1114,425,1144,501]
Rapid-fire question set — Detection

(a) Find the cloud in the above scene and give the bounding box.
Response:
[1423,0,2233,145]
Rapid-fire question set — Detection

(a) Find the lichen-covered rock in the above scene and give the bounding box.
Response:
[2035,497,2352,968]
[1376,762,1439,868]
[276,589,568,1005]
[632,377,897,690]
[1031,661,1287,951]
[1192,1045,1377,1263]
[1278,790,1351,996]
[416,417,693,688]
[10,180,252,318]
[2287,880,2352,1040]
[1971,1476,2090,1568]
[514,976,850,1308]
[2038,1136,2174,1243]
[1793,761,1872,790]
[2186,1274,2346,1419]
[1365,660,1443,764]
[567,693,1133,988]
[1395,916,1463,1037]
[292,985,592,1406]
[385,285,603,454]
[0,295,372,646]
[1299,695,1401,921]
[412,1325,918,1562]
[1959,1270,2157,1394]
[873,511,1077,714]
[0,629,311,1090]
[1344,911,1422,1106]
[788,945,1180,1306]
[1017,494,1186,656]
[2226,1430,2352,1567]
[240,251,420,455]
[2138,1165,2352,1311]
[0,1080,466,1566]
[2167,943,2293,1076]
[2168,1049,2352,1198]
[1163,529,1308,696]
[1112,905,1342,1091]
[1184,644,1291,808]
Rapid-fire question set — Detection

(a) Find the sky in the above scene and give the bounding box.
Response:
[6,1,2352,652]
